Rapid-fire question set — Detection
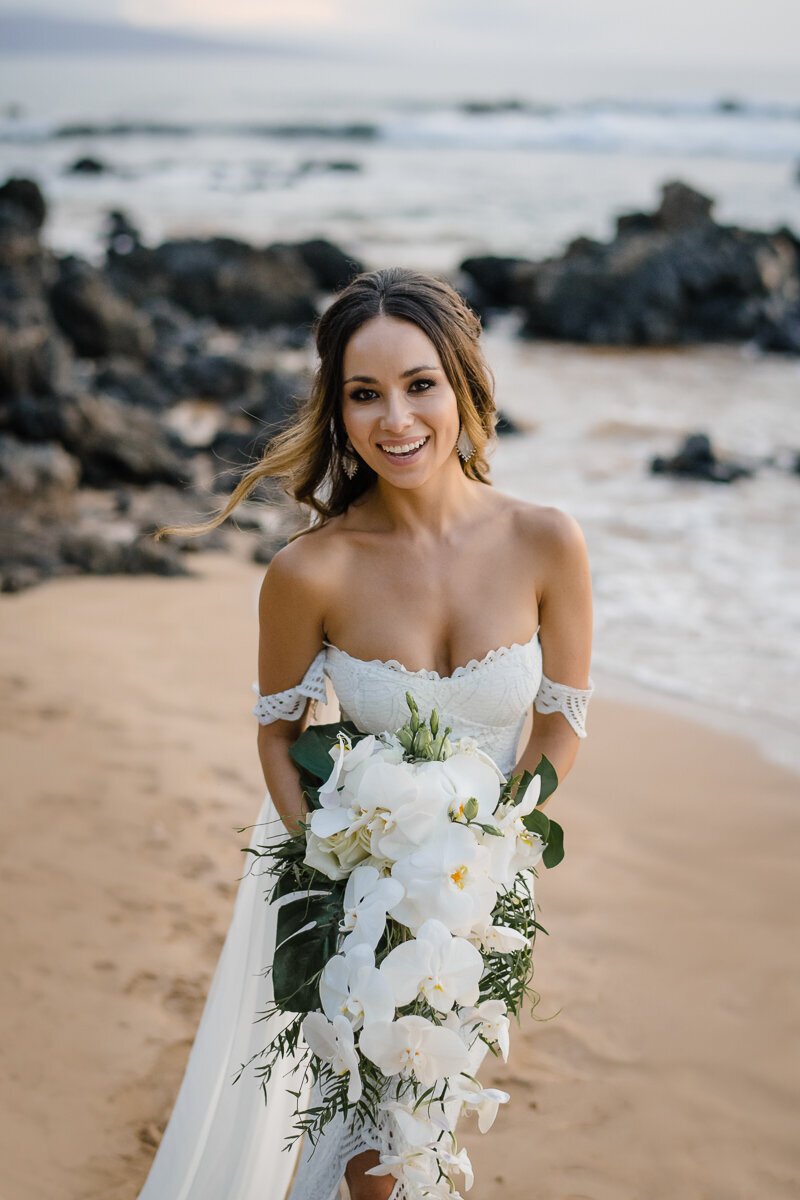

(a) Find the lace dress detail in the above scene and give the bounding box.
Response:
[252,649,328,724]
[534,673,595,738]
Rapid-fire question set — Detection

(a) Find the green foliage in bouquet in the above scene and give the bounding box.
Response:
[288,718,365,811]
[493,750,564,869]
[272,889,344,1012]
[236,695,568,1141]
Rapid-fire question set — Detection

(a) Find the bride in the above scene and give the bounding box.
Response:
[142,267,593,1200]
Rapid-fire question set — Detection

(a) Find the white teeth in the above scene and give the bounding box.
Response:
[380,437,427,455]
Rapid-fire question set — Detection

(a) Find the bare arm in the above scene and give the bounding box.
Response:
[514,509,593,807]
[255,539,328,836]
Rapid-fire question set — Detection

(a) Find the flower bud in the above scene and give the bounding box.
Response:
[413,727,432,757]
[398,728,414,752]
[463,796,479,822]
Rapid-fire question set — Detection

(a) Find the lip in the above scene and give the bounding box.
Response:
[376,435,430,464]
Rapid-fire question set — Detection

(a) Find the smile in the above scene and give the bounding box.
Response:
[377,436,430,460]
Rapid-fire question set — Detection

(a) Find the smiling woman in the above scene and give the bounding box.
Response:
[342,317,463,476]
[156,267,497,536]
[145,267,593,1200]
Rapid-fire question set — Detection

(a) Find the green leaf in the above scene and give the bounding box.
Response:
[289,721,362,784]
[542,818,565,869]
[522,806,550,842]
[511,769,536,806]
[532,753,559,805]
[273,889,344,1012]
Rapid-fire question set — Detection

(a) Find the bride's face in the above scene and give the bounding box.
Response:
[340,314,461,486]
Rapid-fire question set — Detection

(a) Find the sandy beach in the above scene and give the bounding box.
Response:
[1,547,798,1200]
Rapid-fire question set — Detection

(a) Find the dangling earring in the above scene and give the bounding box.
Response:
[342,437,359,479]
[456,425,475,462]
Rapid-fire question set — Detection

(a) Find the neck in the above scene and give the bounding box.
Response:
[368,452,483,538]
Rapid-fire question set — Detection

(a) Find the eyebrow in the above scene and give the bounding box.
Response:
[343,365,440,385]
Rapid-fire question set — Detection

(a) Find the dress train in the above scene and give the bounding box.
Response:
[136,793,309,1200]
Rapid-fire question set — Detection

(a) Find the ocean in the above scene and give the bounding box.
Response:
[1,49,799,761]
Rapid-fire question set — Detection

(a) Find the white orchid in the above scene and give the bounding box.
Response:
[364,1143,444,1189]
[380,918,484,1013]
[418,752,503,824]
[306,738,397,878]
[319,732,379,801]
[370,789,450,862]
[389,823,497,936]
[486,777,545,887]
[436,1144,475,1191]
[449,1074,510,1133]
[359,1014,472,1087]
[301,1012,362,1103]
[454,999,511,1063]
[319,944,395,1030]
[317,732,349,802]
[339,864,405,953]
[470,921,530,954]
[379,1098,453,1146]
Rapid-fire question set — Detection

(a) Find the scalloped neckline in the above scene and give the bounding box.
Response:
[323,628,540,682]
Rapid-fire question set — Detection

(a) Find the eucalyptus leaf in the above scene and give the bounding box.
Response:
[532,753,559,805]
[511,768,536,806]
[542,818,565,869]
[522,806,550,842]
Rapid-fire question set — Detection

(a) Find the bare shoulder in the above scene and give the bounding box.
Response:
[492,491,588,565]
[257,522,353,694]
[259,518,353,619]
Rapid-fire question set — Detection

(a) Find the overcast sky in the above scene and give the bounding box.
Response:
[6,0,800,67]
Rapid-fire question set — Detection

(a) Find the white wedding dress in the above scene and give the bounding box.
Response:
[135,629,592,1200]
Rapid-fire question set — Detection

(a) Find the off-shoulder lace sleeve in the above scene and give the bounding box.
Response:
[534,672,595,738]
[252,648,328,725]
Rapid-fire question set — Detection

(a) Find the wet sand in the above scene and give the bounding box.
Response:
[1,550,798,1199]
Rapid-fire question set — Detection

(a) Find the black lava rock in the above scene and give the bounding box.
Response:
[650,432,754,483]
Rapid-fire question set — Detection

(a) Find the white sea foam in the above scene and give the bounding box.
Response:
[484,327,800,765]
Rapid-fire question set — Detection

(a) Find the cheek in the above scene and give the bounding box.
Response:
[342,404,371,441]
[435,391,461,431]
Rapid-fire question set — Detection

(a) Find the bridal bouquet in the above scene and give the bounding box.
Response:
[239,695,563,1200]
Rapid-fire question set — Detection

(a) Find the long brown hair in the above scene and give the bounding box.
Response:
[154,267,496,541]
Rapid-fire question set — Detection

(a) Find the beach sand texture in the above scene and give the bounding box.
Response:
[1,550,799,1200]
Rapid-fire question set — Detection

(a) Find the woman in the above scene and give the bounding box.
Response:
[141,267,593,1200]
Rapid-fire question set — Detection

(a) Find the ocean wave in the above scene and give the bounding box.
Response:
[1,97,798,159]
[0,118,381,144]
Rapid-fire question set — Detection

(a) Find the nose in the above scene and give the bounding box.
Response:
[380,388,415,434]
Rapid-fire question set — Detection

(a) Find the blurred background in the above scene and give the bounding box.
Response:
[2,0,799,757]
[1,0,799,756]
[1,6,799,1198]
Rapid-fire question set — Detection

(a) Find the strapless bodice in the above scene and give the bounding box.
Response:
[321,631,543,776]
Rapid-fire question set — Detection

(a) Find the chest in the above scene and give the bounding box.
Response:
[324,534,539,677]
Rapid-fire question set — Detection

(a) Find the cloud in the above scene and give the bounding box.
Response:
[6,0,800,64]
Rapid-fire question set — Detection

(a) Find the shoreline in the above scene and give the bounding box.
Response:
[590,665,800,776]
[1,555,799,1198]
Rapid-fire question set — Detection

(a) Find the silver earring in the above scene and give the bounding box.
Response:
[342,437,359,479]
[456,425,475,461]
